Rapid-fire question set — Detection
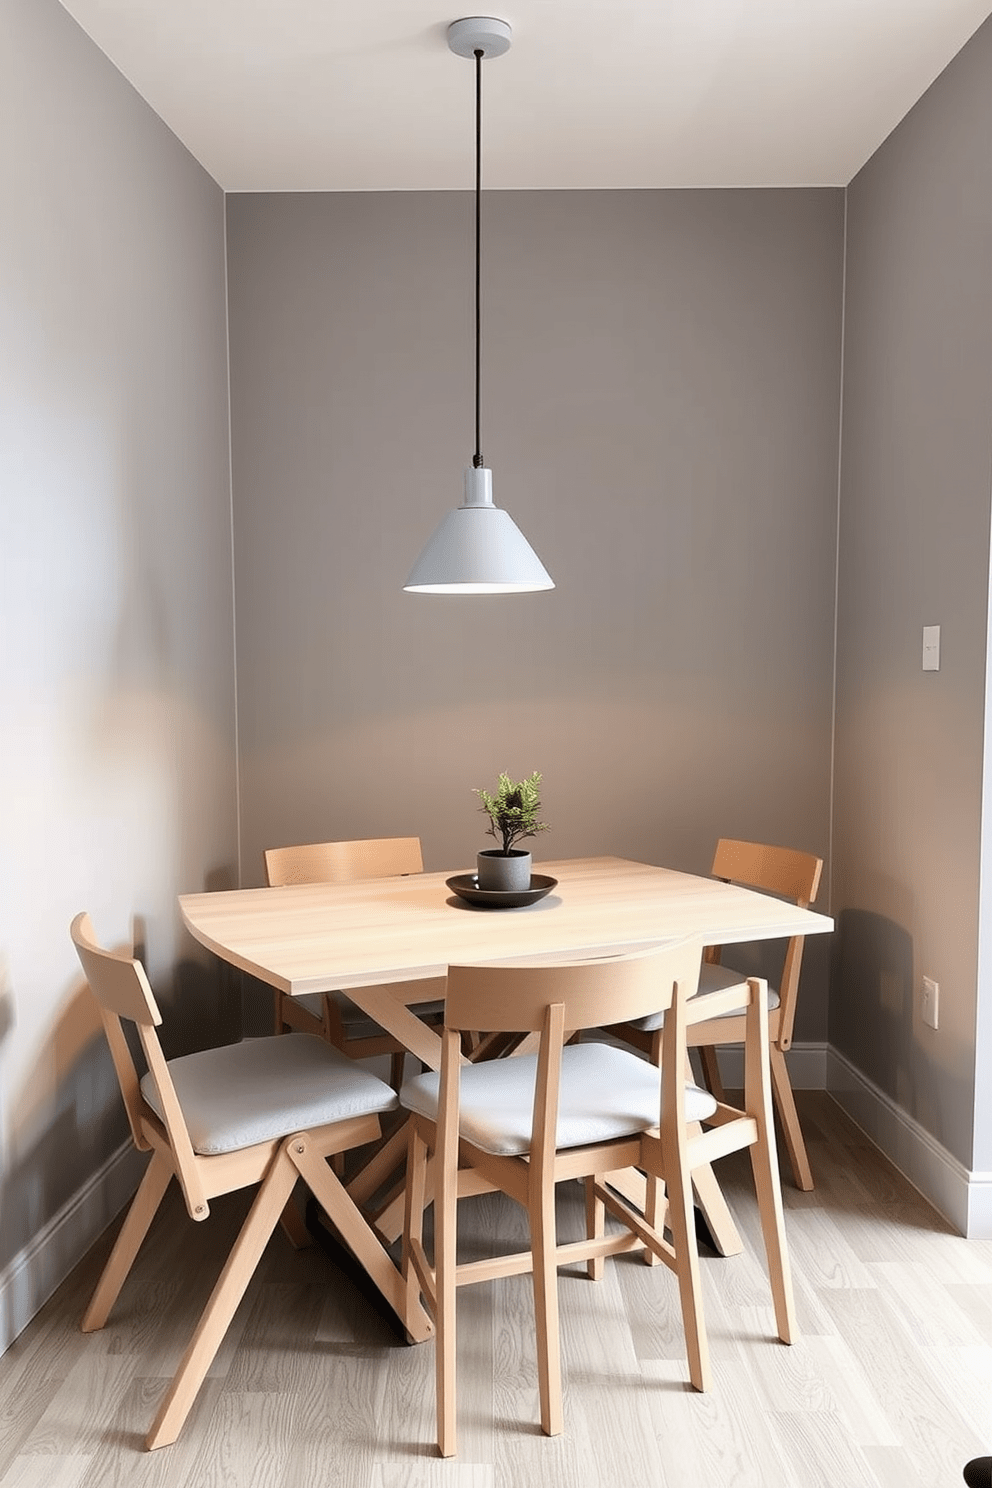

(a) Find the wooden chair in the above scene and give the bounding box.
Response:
[401,938,795,1457]
[70,911,432,1450]
[607,838,824,1191]
[264,836,446,1089]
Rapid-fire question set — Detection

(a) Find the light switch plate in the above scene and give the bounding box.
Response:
[923,625,940,671]
[922,976,939,1029]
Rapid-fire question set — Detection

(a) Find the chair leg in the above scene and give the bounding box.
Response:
[744,990,797,1344]
[584,1175,605,1281]
[666,1142,710,1392]
[529,1175,563,1437]
[83,1152,173,1332]
[699,1044,727,1103]
[145,1150,298,1450]
[747,1061,796,1345]
[436,1138,458,1457]
[748,1129,796,1345]
[769,1044,814,1191]
[642,1173,666,1266]
[403,1123,430,1326]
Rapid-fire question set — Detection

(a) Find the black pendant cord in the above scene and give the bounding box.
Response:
[473,46,483,469]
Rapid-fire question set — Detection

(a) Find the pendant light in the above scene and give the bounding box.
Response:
[404,16,554,595]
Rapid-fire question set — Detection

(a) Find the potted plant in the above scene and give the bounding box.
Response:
[474,771,549,891]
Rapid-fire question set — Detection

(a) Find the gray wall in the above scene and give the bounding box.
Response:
[0,0,239,1340]
[226,187,843,1032]
[6,0,990,1357]
[833,17,992,1169]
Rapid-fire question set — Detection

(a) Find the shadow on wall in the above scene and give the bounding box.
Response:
[829,907,915,1099]
[0,941,241,1302]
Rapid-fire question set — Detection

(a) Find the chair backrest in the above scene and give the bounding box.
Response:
[443,938,703,1038]
[70,911,160,1150]
[710,838,822,908]
[709,838,823,1046]
[264,836,424,888]
[70,912,208,1217]
[439,939,701,1161]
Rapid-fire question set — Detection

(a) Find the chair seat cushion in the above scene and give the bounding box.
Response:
[399,1042,718,1157]
[141,1033,398,1155]
[625,961,781,1033]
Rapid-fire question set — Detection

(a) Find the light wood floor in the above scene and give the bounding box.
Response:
[2,1093,990,1487]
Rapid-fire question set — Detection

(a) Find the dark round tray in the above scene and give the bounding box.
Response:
[445,873,558,909]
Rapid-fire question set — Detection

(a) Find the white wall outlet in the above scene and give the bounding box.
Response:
[922,976,939,1029]
[922,625,940,670]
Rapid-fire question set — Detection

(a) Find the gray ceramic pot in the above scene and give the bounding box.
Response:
[476,849,532,893]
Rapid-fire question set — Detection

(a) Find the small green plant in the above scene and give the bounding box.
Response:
[475,771,550,856]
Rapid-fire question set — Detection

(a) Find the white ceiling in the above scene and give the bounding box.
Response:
[58,0,992,193]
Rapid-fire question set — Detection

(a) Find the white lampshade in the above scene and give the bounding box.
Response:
[404,466,555,594]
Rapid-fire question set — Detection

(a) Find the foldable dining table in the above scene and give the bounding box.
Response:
[180,855,833,1260]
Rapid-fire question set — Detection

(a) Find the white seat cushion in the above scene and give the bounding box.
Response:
[625,961,780,1033]
[399,1042,717,1157]
[141,1033,398,1155]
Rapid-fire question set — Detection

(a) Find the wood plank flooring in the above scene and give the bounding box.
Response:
[1,1093,990,1487]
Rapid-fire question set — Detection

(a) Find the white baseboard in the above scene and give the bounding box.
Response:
[718,1041,992,1238]
[967,1173,992,1237]
[825,1047,992,1239]
[0,1140,144,1356]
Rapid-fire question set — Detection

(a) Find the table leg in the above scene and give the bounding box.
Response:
[346,1122,410,1208]
[689,1148,743,1257]
[602,1159,742,1259]
[292,1137,434,1343]
[346,984,447,1071]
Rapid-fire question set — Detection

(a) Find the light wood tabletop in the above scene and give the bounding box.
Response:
[180,854,831,992]
[180,854,832,1075]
